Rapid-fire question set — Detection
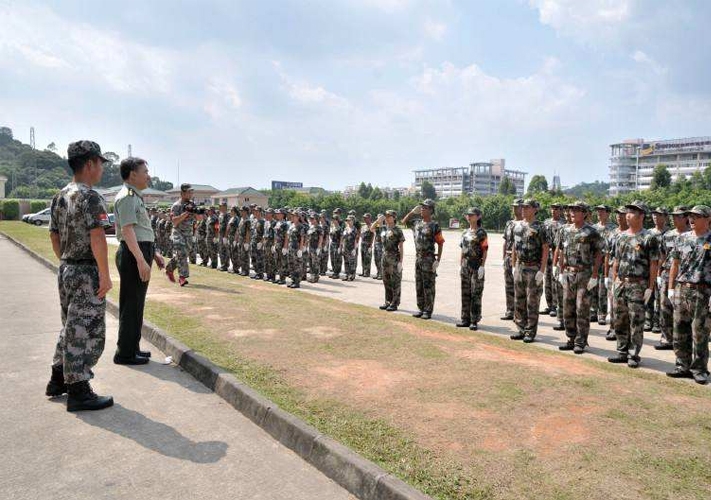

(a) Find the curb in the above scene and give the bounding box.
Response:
[1,232,433,500]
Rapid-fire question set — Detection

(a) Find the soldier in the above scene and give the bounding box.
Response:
[501,199,523,320]
[188,217,197,265]
[250,206,266,279]
[217,202,230,271]
[164,213,173,257]
[608,201,659,368]
[648,207,669,332]
[306,212,323,283]
[376,210,404,311]
[287,210,305,288]
[667,205,711,384]
[542,203,564,315]
[341,215,358,281]
[656,206,690,350]
[591,205,617,325]
[402,199,444,320]
[456,207,488,331]
[511,199,548,342]
[551,205,572,330]
[165,183,195,287]
[372,212,385,280]
[196,212,208,266]
[237,205,251,276]
[329,208,344,278]
[603,207,629,341]
[319,210,330,275]
[45,140,114,411]
[264,208,276,281]
[300,210,309,280]
[557,201,602,354]
[227,206,239,272]
[273,209,288,284]
[359,213,375,277]
[205,206,219,269]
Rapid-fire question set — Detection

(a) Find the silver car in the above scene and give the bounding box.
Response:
[27,208,51,226]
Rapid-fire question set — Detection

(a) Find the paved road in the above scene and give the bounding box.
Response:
[0,234,353,500]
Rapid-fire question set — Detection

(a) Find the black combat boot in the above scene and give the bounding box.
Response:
[66,381,114,412]
[45,365,67,397]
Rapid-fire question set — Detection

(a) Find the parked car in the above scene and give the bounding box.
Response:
[26,208,51,226]
[104,213,116,235]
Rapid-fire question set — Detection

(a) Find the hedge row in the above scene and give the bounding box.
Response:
[0,198,50,220]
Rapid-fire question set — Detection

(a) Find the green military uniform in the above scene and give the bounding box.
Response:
[227,209,239,272]
[658,206,689,348]
[381,211,405,310]
[273,211,288,284]
[236,208,251,275]
[459,209,487,329]
[410,199,443,317]
[591,207,617,323]
[196,216,209,266]
[329,213,343,278]
[217,206,230,271]
[287,216,303,287]
[250,211,266,278]
[360,216,374,277]
[543,205,564,315]
[319,212,330,275]
[341,218,358,280]
[165,199,194,279]
[206,210,219,269]
[372,215,385,280]
[264,210,276,281]
[648,214,669,331]
[502,199,522,319]
[306,216,323,283]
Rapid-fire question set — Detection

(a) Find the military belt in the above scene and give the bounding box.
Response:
[619,276,646,283]
[62,258,97,266]
[680,282,709,290]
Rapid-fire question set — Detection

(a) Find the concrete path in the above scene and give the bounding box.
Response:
[0,235,354,500]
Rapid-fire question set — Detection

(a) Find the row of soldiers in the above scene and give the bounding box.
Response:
[501,198,711,382]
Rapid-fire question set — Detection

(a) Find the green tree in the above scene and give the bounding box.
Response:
[371,186,383,200]
[393,190,401,201]
[45,142,57,153]
[498,176,517,195]
[150,177,173,191]
[421,180,437,200]
[526,174,548,195]
[650,164,671,189]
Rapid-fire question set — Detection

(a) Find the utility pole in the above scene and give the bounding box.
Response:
[127,144,132,157]
[177,160,180,187]
[30,127,35,149]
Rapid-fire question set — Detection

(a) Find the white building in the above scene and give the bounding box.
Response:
[609,137,711,195]
[413,159,526,198]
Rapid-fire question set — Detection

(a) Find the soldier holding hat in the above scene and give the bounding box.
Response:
[457,207,488,331]
[402,198,444,320]
[501,198,523,320]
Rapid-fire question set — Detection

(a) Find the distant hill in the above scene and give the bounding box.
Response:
[564,180,609,198]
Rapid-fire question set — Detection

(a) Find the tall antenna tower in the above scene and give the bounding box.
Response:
[30,127,35,149]
[127,144,132,157]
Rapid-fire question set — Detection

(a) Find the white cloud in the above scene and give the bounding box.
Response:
[273,61,350,109]
[357,0,411,13]
[203,77,243,119]
[529,0,632,38]
[424,19,447,41]
[631,50,667,75]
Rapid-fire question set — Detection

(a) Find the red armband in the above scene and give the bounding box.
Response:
[434,232,445,245]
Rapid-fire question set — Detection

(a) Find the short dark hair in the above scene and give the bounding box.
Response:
[67,154,94,173]
[120,157,147,181]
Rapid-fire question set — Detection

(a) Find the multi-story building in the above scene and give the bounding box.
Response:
[609,137,711,195]
[413,159,526,198]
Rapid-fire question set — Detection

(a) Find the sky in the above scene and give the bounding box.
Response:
[1,0,710,192]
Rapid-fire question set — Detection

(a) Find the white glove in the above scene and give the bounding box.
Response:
[461,258,467,268]
[535,270,544,285]
[656,276,663,289]
[297,249,303,258]
[432,260,439,272]
[282,248,288,256]
[587,277,597,291]
[192,236,197,243]
[222,237,227,245]
[271,245,276,254]
[397,262,403,273]
[604,277,611,288]
[232,240,237,248]
[552,266,559,279]
[558,273,565,285]
[351,249,356,257]
[667,289,674,301]
[477,267,485,280]
[243,243,249,251]
[257,242,263,250]
[643,288,653,303]
[317,248,321,256]
[513,267,520,281]
[212,238,218,244]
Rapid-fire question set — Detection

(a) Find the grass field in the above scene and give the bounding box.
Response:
[3,220,711,500]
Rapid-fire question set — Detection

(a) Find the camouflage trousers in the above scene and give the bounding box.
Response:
[52,264,106,384]
[645,289,659,328]
[218,238,230,270]
[415,255,436,314]
[288,249,302,284]
[360,243,372,276]
[673,285,710,375]
[206,238,218,267]
[308,248,320,282]
[513,265,543,335]
[330,245,342,275]
[274,248,287,280]
[590,271,608,319]
[189,236,197,264]
[503,254,514,315]
[343,249,357,277]
[460,265,484,324]
[238,242,251,274]
[612,280,647,357]
[382,255,402,307]
[251,244,265,275]
[229,241,239,271]
[659,272,674,344]
[166,237,190,278]
[302,248,308,279]
[544,254,555,310]
[562,270,593,346]
[265,243,276,279]
[197,239,208,265]
[320,245,329,274]
[373,243,383,278]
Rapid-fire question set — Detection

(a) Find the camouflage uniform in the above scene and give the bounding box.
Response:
[659,228,686,345]
[512,218,547,337]
[166,201,194,278]
[612,229,659,360]
[251,216,266,277]
[373,224,384,279]
[217,210,230,270]
[460,226,488,325]
[273,215,288,282]
[360,221,374,276]
[227,212,239,271]
[559,222,602,347]
[237,212,251,275]
[411,219,443,315]
[591,219,617,320]
[502,218,517,317]
[341,224,358,279]
[647,226,668,330]
[329,218,343,277]
[306,221,323,282]
[287,220,303,286]
[264,215,276,281]
[189,219,197,264]
[206,211,219,269]
[164,219,173,256]
[49,182,111,383]
[382,224,405,308]
[196,217,209,266]
[671,228,711,377]
[319,215,330,275]
[543,214,565,313]
[300,218,309,279]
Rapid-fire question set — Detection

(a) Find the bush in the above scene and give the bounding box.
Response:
[30,200,48,213]
[1,199,20,220]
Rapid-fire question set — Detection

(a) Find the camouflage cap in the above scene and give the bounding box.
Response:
[67,140,108,162]
[624,200,649,214]
[180,183,194,192]
[384,210,396,217]
[320,209,327,215]
[511,198,523,207]
[420,198,436,208]
[250,203,257,208]
[521,198,539,209]
[549,202,562,209]
[273,208,282,215]
[651,206,669,215]
[363,213,372,218]
[265,208,274,214]
[240,205,249,212]
[466,207,482,216]
[219,201,227,207]
[615,205,627,214]
[308,212,317,219]
[348,209,357,215]
[568,200,589,211]
[230,205,239,212]
[594,204,612,212]
[333,208,342,214]
[688,205,711,217]
[346,215,355,221]
[670,205,690,216]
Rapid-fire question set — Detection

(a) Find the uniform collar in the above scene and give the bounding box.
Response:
[124,182,144,200]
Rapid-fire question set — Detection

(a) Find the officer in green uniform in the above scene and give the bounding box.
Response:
[237,205,251,276]
[402,199,444,320]
[667,205,711,384]
[457,207,488,331]
[45,140,114,412]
